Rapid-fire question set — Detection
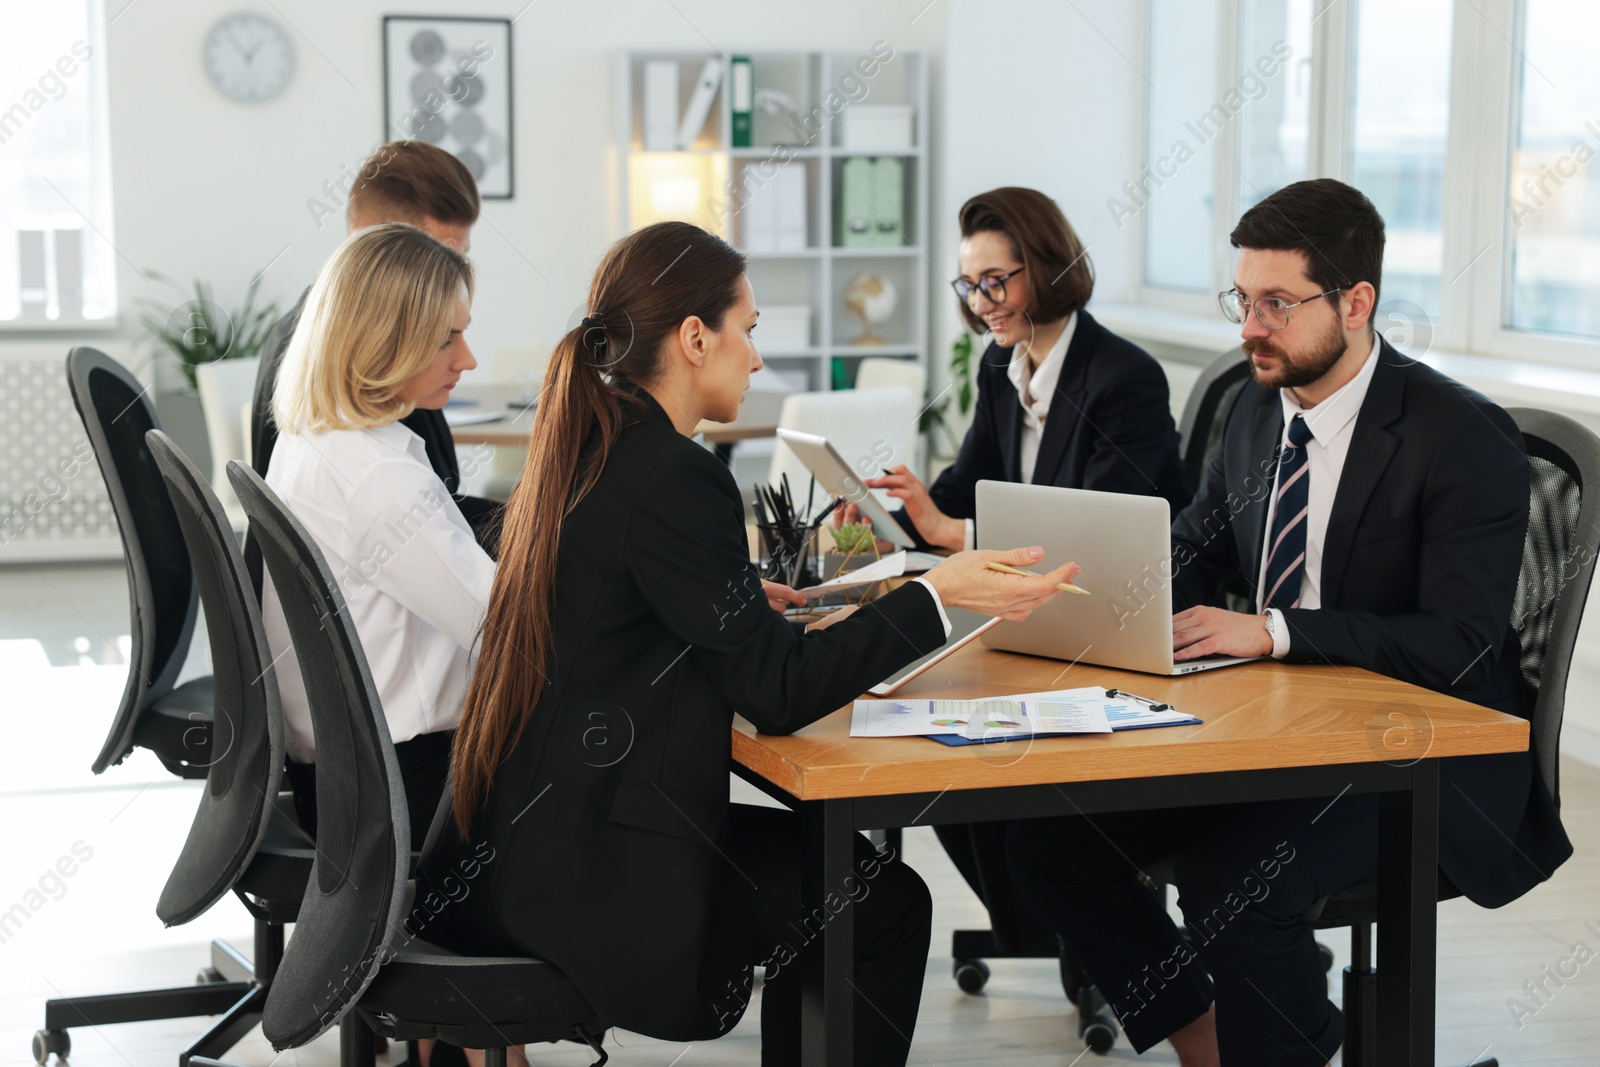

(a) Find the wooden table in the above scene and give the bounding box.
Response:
[731,643,1531,1066]
[444,383,785,450]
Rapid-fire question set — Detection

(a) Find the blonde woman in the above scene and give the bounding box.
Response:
[262,222,491,844]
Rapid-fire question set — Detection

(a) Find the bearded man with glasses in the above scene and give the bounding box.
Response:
[1006,178,1571,1066]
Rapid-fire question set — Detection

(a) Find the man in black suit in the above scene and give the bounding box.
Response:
[1008,179,1571,1066]
[249,140,502,589]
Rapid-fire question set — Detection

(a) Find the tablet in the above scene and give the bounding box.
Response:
[868,607,1002,696]
[775,428,916,548]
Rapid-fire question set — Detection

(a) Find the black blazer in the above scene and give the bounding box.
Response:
[1171,338,1571,908]
[903,310,1191,546]
[416,389,947,1041]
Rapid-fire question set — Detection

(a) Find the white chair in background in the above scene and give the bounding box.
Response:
[195,356,260,527]
[855,356,926,398]
[767,386,918,514]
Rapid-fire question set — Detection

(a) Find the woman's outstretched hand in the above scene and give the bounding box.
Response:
[921,546,1081,622]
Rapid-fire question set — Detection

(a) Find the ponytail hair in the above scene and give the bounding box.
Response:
[451,221,746,833]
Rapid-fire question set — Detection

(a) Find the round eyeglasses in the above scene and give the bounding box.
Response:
[1218,287,1343,331]
[951,267,1025,307]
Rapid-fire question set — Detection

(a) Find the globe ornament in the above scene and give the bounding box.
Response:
[843,271,898,346]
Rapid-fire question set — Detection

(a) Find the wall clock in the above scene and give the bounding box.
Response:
[203,13,296,103]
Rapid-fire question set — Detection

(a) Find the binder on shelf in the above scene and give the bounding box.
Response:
[740,165,778,252]
[837,156,875,248]
[871,157,905,246]
[677,57,723,149]
[730,56,753,148]
[643,61,678,151]
[776,163,808,251]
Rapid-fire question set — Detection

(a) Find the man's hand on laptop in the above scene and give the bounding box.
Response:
[1172,606,1273,661]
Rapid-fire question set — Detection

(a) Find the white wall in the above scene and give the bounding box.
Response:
[43,0,948,377]
[933,0,1144,415]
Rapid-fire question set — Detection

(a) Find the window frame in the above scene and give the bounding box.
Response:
[0,0,118,333]
[1137,0,1600,367]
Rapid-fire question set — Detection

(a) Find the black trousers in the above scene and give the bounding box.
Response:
[285,728,454,845]
[1007,794,1379,1067]
[723,804,932,1067]
[933,822,1056,953]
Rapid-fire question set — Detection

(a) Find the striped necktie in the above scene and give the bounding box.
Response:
[1262,414,1313,611]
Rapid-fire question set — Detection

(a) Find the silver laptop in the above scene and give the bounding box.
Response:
[975,481,1259,676]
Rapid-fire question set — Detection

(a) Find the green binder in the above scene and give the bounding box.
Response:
[838,157,875,247]
[731,56,753,149]
[871,157,905,246]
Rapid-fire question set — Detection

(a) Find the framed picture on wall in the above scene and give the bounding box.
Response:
[382,16,513,199]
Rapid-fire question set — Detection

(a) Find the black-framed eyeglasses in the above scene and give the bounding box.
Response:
[951,267,1025,306]
[1218,287,1343,331]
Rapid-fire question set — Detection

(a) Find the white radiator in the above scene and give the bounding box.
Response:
[0,345,125,563]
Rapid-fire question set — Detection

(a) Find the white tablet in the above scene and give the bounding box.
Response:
[868,607,1002,696]
[775,428,915,549]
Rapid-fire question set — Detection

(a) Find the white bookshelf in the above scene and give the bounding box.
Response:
[617,48,931,394]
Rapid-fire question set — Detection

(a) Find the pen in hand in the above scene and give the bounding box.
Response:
[984,560,1091,595]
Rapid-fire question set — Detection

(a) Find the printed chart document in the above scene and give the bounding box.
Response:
[850,686,1202,745]
[851,692,1112,741]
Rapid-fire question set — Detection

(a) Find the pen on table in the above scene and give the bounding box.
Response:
[983,560,1091,595]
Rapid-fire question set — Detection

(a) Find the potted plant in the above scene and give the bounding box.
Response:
[920,331,975,460]
[137,273,281,390]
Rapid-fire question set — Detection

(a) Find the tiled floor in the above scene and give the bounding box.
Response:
[2,563,1597,1066]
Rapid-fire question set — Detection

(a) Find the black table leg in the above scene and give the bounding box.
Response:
[1377,758,1439,1065]
[800,798,856,1067]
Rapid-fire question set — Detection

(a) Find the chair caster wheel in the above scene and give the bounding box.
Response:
[33,1029,70,1065]
[196,967,226,984]
[953,958,990,994]
[1081,1015,1117,1054]
[1317,942,1335,973]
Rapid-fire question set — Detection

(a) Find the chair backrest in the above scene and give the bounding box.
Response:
[769,386,918,504]
[1505,408,1600,807]
[65,347,201,775]
[195,355,261,527]
[1177,347,1253,488]
[145,431,284,927]
[231,460,410,1050]
[856,357,927,398]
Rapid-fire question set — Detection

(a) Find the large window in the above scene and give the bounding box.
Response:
[1348,0,1453,319]
[1141,0,1600,363]
[0,2,116,324]
[1507,0,1600,341]
[1144,0,1220,292]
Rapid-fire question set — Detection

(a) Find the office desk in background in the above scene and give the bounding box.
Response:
[732,644,1532,1067]
[447,383,785,453]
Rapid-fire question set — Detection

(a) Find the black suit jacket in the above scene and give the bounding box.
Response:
[247,291,502,588]
[903,310,1191,547]
[1172,338,1571,908]
[416,389,947,1041]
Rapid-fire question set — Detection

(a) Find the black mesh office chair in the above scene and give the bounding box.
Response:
[1298,407,1599,1067]
[33,430,315,1067]
[1177,347,1253,492]
[65,347,215,778]
[229,461,609,1067]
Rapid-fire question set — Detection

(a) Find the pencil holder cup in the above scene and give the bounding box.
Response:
[758,522,823,590]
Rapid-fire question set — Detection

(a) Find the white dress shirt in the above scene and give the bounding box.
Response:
[961,312,1079,550]
[261,421,495,763]
[1258,345,1380,657]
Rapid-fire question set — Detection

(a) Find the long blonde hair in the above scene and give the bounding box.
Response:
[274,222,474,434]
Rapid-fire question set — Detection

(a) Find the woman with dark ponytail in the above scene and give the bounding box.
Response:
[417,221,1078,1065]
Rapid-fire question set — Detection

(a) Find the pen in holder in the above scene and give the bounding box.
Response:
[753,474,837,590]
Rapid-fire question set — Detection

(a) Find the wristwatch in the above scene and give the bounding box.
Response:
[1262,612,1276,638]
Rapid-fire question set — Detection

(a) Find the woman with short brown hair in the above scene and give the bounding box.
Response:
[865,185,1191,552]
